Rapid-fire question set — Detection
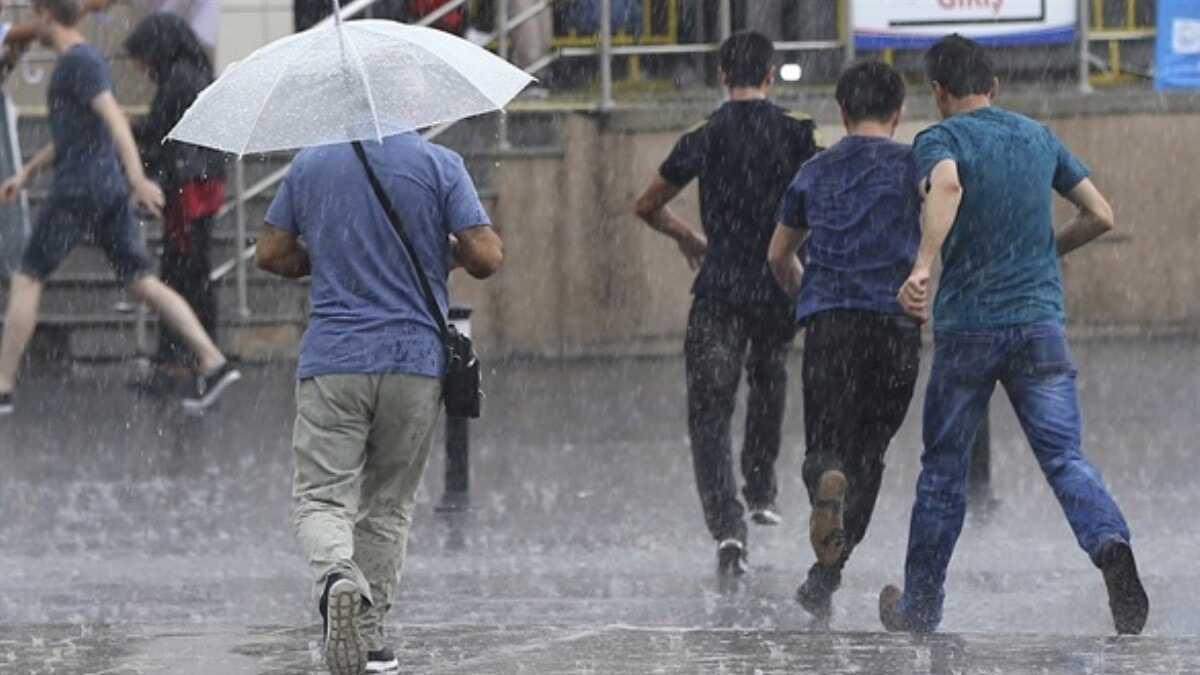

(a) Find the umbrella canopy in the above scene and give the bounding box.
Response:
[167,18,535,155]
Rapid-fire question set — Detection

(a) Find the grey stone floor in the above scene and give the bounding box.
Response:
[2,337,1198,673]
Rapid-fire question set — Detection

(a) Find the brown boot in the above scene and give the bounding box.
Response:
[878,584,911,632]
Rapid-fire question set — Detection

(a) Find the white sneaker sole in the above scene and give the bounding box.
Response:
[182,369,242,415]
[325,579,367,675]
[366,657,400,672]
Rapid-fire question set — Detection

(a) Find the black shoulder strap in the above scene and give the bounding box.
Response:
[351,140,450,342]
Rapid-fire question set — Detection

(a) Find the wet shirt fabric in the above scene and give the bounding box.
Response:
[777,135,920,322]
[912,106,1090,331]
[660,99,820,307]
[47,44,125,199]
[266,132,489,380]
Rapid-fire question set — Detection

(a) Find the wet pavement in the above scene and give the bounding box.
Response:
[2,336,1199,673]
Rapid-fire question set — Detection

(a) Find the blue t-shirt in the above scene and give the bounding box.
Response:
[265,133,490,380]
[48,44,125,199]
[912,107,1090,330]
[776,135,920,322]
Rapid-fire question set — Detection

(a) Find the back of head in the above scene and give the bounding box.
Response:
[33,0,83,26]
[125,13,213,81]
[719,31,774,88]
[836,60,905,124]
[924,34,994,97]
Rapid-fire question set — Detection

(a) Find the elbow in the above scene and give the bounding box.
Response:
[633,196,657,223]
[255,249,280,275]
[465,243,504,280]
[1096,203,1116,232]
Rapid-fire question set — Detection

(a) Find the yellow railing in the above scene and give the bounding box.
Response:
[1089,0,1156,85]
[551,0,678,47]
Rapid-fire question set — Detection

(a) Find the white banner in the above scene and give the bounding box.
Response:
[853,0,1077,48]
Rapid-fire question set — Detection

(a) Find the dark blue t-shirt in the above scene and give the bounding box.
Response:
[266,133,489,380]
[912,107,1090,330]
[48,44,124,198]
[776,135,920,322]
[660,100,820,306]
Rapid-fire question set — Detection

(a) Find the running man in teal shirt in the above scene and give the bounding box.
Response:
[878,35,1149,636]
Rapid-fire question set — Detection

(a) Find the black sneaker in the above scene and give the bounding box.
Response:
[796,564,841,619]
[749,504,782,526]
[319,574,368,675]
[0,392,12,416]
[182,362,241,414]
[1098,540,1149,635]
[366,648,399,673]
[717,538,749,577]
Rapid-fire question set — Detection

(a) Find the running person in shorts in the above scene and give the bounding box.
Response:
[0,0,239,415]
[768,61,921,618]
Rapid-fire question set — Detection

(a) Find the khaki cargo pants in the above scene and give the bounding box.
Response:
[291,373,441,650]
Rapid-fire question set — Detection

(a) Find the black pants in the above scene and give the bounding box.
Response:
[157,215,216,367]
[801,310,920,569]
[685,297,796,543]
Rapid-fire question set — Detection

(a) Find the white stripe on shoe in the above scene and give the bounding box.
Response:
[182,367,241,415]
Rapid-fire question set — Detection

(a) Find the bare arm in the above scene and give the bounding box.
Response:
[1055,178,1115,257]
[898,159,963,322]
[633,175,707,271]
[91,90,165,215]
[0,143,54,202]
[452,225,504,279]
[256,224,311,279]
[767,223,806,297]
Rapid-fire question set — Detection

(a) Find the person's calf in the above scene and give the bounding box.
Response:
[810,470,848,566]
[128,275,225,372]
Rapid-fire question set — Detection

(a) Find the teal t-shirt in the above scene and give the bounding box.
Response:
[912,107,1090,331]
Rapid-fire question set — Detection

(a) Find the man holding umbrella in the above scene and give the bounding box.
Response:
[163,11,529,673]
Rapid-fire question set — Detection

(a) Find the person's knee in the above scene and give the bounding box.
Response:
[9,271,44,296]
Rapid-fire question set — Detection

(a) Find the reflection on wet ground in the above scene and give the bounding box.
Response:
[2,337,1199,672]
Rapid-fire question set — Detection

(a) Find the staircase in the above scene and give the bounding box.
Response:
[0,109,565,364]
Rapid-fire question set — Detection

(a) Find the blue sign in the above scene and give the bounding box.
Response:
[1157,0,1200,90]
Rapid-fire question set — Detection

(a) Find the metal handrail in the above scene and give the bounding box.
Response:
[212,0,558,306]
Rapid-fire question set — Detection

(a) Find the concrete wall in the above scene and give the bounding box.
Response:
[457,106,1200,358]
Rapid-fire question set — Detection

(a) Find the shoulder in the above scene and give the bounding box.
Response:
[677,116,710,141]
[779,108,817,133]
[913,122,954,149]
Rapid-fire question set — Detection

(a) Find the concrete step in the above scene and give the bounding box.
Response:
[0,271,310,317]
[8,311,305,362]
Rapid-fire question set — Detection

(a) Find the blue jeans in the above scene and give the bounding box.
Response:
[899,322,1131,631]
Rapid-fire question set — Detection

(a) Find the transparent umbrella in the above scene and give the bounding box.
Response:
[167,10,535,155]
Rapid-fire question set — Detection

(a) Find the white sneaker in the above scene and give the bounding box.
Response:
[749,506,782,526]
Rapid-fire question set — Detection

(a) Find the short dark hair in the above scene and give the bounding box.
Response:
[33,0,83,25]
[719,31,774,88]
[924,34,994,97]
[836,60,905,124]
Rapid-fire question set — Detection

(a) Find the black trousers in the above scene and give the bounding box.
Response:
[685,297,796,543]
[801,310,920,569]
[157,215,216,367]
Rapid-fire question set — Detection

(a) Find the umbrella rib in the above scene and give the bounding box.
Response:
[240,54,296,156]
[354,21,533,106]
[340,28,384,144]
